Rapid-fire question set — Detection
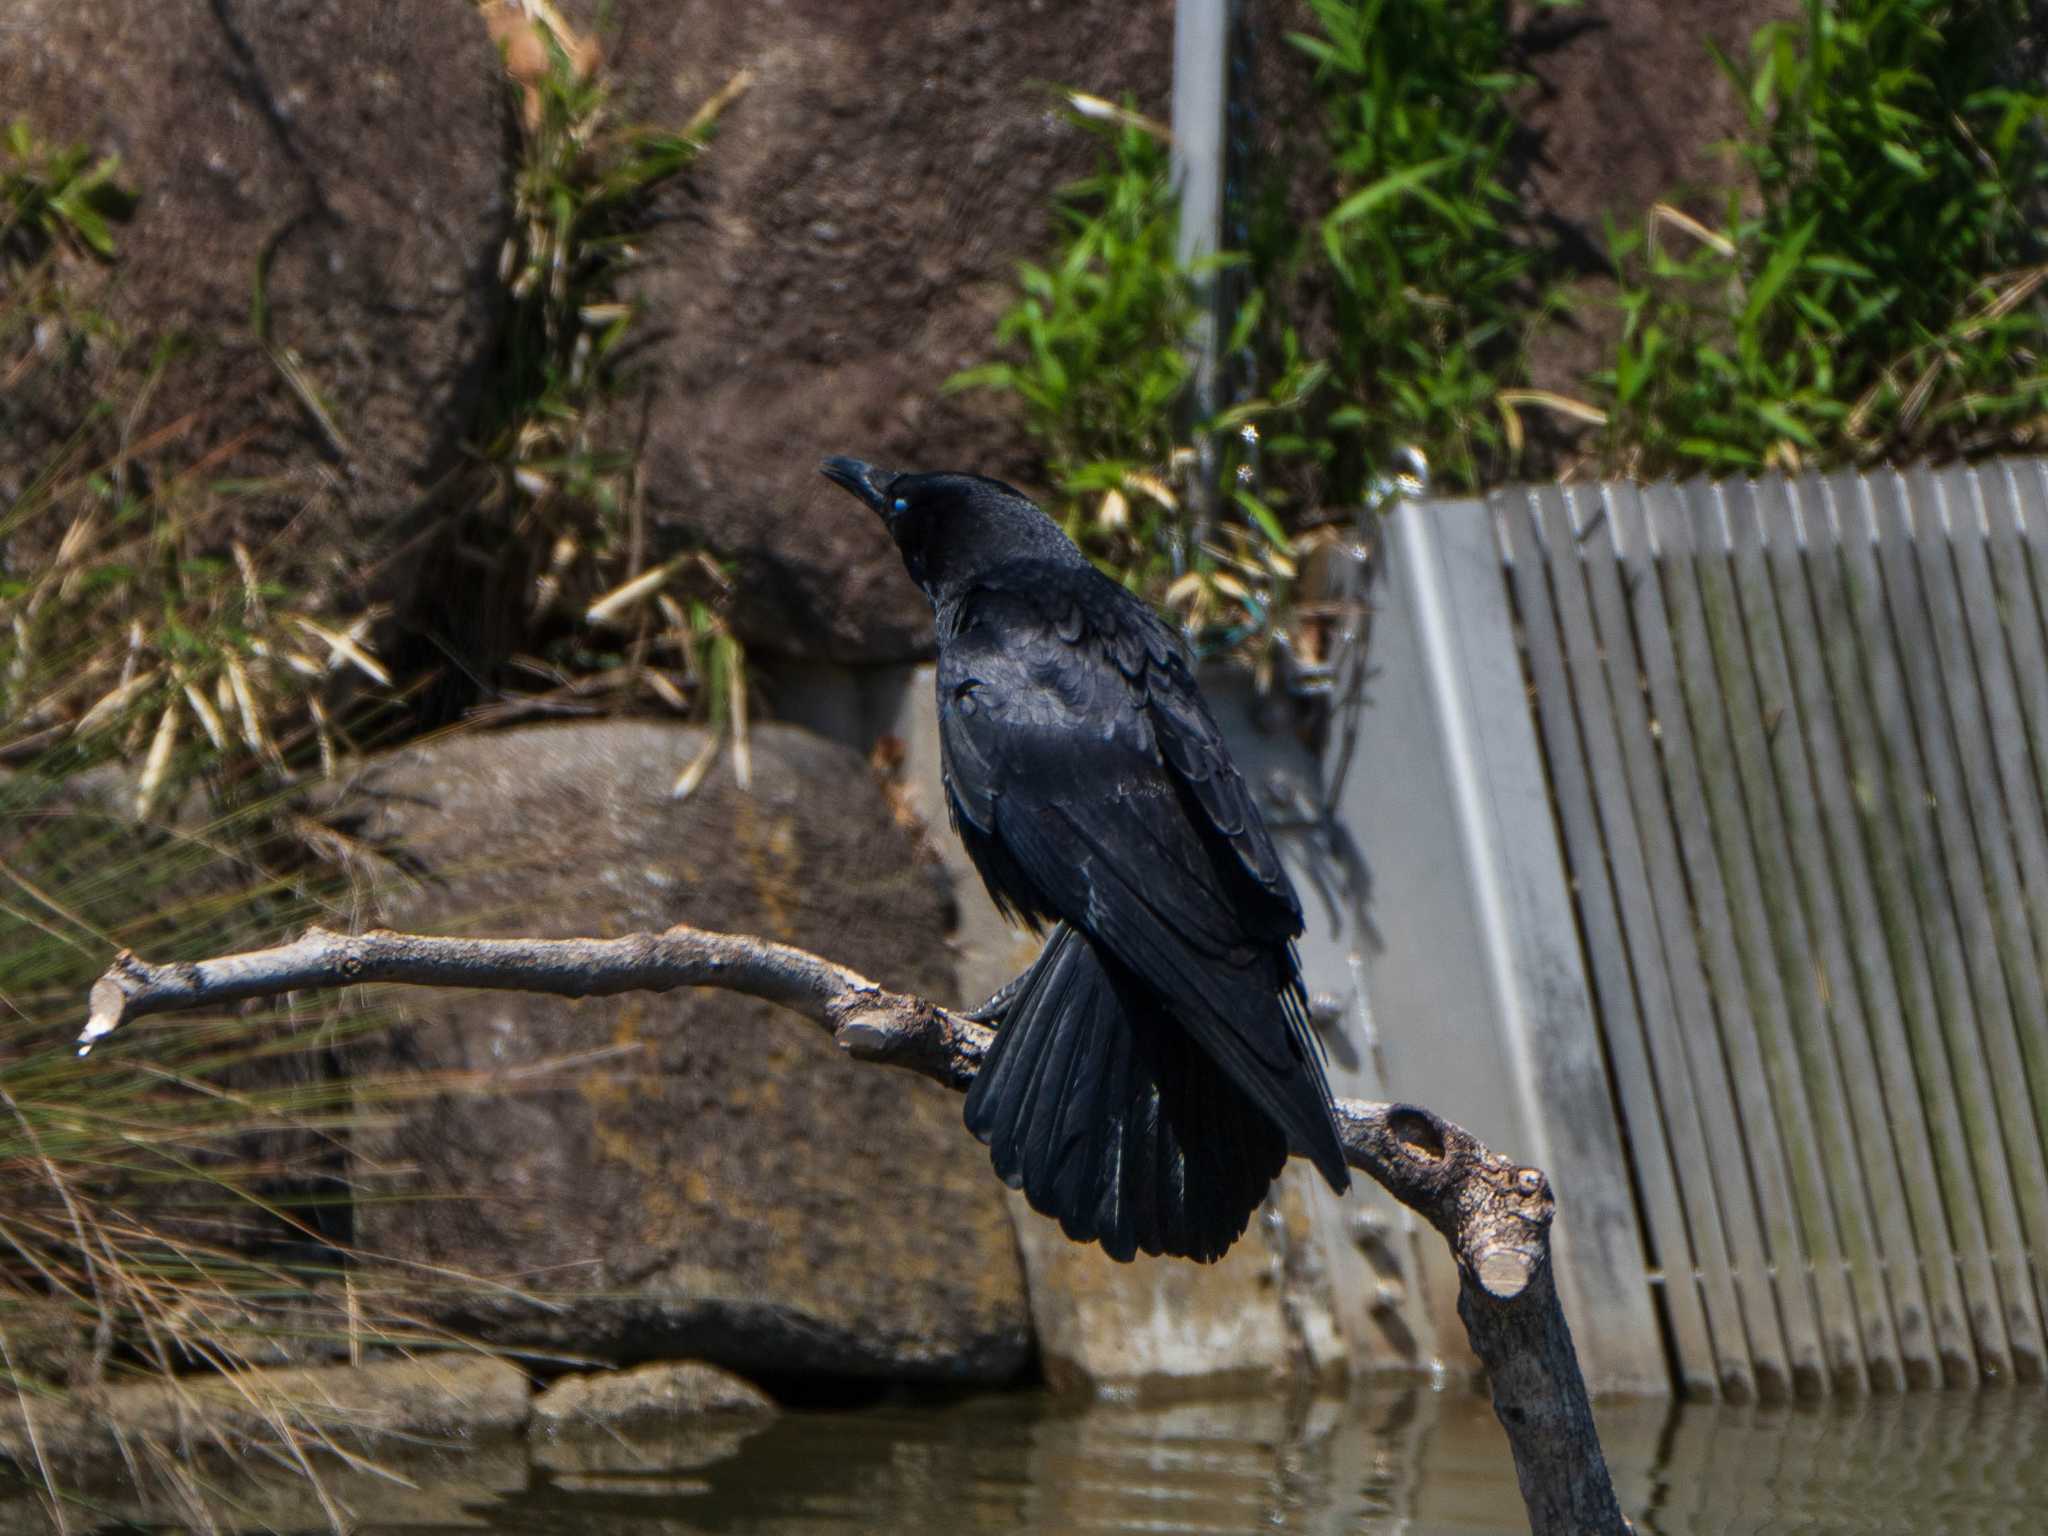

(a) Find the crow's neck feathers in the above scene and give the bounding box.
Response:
[883,473,1092,612]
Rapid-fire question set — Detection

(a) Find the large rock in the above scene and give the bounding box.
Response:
[0,1356,530,1470]
[0,0,508,620]
[561,0,1175,662]
[336,720,1032,1383]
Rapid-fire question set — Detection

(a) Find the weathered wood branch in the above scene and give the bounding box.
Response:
[80,923,1627,1536]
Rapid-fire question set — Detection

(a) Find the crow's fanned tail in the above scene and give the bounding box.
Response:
[963,923,1288,1262]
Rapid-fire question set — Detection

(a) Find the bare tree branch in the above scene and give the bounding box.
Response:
[79,923,1627,1536]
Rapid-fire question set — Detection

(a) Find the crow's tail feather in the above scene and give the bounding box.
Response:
[962,923,1288,1262]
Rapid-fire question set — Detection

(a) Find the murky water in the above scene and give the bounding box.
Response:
[43,1382,2048,1533]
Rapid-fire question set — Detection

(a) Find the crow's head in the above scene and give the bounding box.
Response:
[820,456,1083,598]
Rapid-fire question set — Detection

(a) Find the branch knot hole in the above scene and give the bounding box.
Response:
[1387,1105,1445,1163]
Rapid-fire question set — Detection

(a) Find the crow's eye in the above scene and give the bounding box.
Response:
[892,498,909,513]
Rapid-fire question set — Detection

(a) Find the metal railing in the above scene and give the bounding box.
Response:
[1353,459,2048,1397]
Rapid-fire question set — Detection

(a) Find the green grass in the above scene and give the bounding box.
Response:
[945,101,1323,664]
[1596,0,2048,475]
[962,0,2048,649]
[1282,0,1569,499]
[0,118,132,266]
[950,6,1572,661]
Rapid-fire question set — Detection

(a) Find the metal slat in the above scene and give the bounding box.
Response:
[1582,482,1789,1399]
[1821,471,2031,1379]
[1513,485,1729,1397]
[1498,490,1721,1394]
[1720,478,1912,1390]
[1986,461,2048,823]
[1867,469,2048,1374]
[1670,478,1863,1392]
[1625,484,1825,1397]
[1922,466,2048,1350]
[1355,500,1668,1391]
[1802,473,2011,1385]
[1366,457,2048,1399]
[1769,476,1977,1389]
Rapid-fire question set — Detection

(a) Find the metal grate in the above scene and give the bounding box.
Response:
[1496,461,2048,1398]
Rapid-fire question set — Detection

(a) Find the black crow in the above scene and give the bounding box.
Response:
[821,458,1349,1261]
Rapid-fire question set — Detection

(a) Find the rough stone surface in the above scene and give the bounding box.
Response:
[0,0,509,619]
[530,1361,776,1477]
[1013,1205,1294,1392]
[532,1360,775,1430]
[1512,0,1801,242]
[336,719,1032,1383]
[556,0,1175,662]
[0,1356,530,1469]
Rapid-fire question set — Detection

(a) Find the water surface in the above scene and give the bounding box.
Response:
[36,1380,2044,1532]
[340,1382,2047,1535]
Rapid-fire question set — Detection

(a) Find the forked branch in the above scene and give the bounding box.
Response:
[81,923,1626,1536]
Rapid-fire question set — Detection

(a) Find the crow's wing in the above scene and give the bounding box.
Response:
[939,566,1345,1185]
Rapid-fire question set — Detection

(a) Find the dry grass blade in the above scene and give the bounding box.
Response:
[288,615,392,687]
[182,680,227,752]
[727,656,751,792]
[1066,92,1172,141]
[72,670,156,737]
[1123,471,1178,509]
[1647,200,1735,258]
[265,344,354,470]
[231,543,264,626]
[223,654,266,759]
[683,68,755,141]
[670,731,720,802]
[644,668,689,714]
[1958,264,2048,339]
[584,560,673,629]
[134,701,179,821]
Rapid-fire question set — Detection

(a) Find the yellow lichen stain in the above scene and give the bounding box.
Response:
[589,1115,658,1179]
[575,1004,659,1116]
[584,1108,692,1250]
[612,1004,643,1051]
[578,1071,627,1111]
[732,796,803,939]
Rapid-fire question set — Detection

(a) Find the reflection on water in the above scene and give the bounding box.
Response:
[47,1381,2048,1534]
[404,1384,2048,1536]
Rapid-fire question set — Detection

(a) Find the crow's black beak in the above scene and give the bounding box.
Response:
[820,456,893,515]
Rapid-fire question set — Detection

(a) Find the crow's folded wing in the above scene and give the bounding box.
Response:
[938,571,1344,1184]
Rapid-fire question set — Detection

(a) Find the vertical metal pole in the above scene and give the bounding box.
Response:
[1172,0,1228,556]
